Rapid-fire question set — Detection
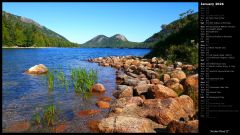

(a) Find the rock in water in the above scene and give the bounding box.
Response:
[96,101,110,109]
[77,109,101,117]
[24,64,48,74]
[91,83,106,93]
[87,120,101,133]
[166,120,198,133]
[6,121,30,132]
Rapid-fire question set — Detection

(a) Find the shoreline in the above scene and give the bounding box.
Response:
[88,56,199,133]
[2,46,151,49]
[2,46,79,48]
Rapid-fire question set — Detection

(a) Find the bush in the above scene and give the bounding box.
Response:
[166,44,198,64]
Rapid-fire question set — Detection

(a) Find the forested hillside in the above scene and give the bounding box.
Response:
[2,11,79,47]
[145,10,198,64]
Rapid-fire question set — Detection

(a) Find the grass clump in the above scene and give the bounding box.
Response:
[56,69,69,92]
[70,68,98,94]
[47,70,55,92]
[43,104,56,126]
[32,113,41,125]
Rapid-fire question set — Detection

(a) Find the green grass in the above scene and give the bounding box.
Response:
[70,67,98,94]
[55,69,69,92]
[46,67,97,94]
[43,104,55,126]
[32,113,41,125]
[47,69,54,92]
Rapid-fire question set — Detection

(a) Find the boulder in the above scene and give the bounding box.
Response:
[151,57,157,63]
[174,62,182,68]
[145,70,159,79]
[24,64,48,74]
[111,96,144,109]
[163,74,170,82]
[96,101,110,109]
[184,74,198,92]
[165,78,184,95]
[127,72,138,78]
[170,70,186,80]
[91,83,106,93]
[151,84,178,99]
[129,65,137,70]
[98,116,159,133]
[182,64,194,71]
[166,120,198,133]
[113,86,133,98]
[184,74,199,110]
[123,78,140,86]
[113,108,123,114]
[146,63,152,69]
[117,85,129,91]
[167,83,184,95]
[133,84,153,96]
[131,60,140,66]
[139,73,147,78]
[141,95,195,125]
[150,79,161,85]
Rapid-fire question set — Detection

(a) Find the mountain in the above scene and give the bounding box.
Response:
[145,11,198,64]
[81,34,149,48]
[2,11,79,47]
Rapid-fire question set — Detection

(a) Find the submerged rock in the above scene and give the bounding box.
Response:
[77,109,101,117]
[87,120,101,133]
[6,121,30,132]
[91,83,106,93]
[98,96,112,102]
[53,123,67,133]
[24,64,48,74]
[96,101,110,109]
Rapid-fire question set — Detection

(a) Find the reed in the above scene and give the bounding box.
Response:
[43,104,55,126]
[32,113,41,125]
[47,70,55,92]
[70,67,98,94]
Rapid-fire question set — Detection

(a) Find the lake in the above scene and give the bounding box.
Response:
[2,48,150,132]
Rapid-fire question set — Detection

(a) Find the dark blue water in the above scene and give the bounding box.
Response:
[2,48,150,132]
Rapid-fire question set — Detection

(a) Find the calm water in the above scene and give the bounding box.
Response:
[2,48,150,132]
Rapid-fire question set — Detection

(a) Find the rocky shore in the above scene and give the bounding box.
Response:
[88,56,199,133]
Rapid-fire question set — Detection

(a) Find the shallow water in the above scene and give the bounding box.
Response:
[2,48,150,132]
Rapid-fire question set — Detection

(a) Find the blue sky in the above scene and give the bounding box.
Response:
[3,2,198,44]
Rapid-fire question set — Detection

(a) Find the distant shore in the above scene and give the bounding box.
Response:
[2,46,56,48]
[1,46,80,48]
[2,46,151,49]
